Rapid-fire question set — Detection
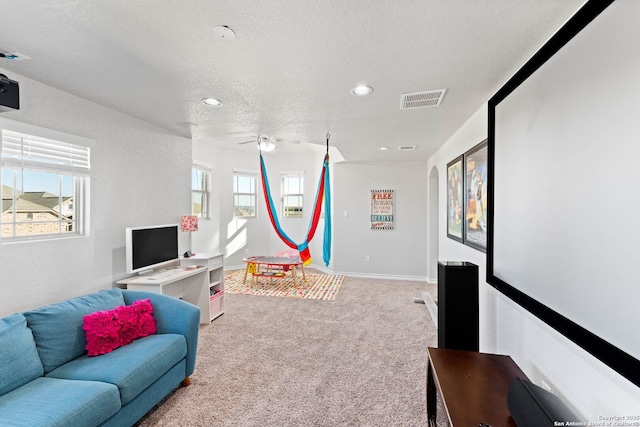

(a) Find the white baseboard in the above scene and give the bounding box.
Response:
[331,270,429,282]
[307,263,332,274]
[421,291,438,328]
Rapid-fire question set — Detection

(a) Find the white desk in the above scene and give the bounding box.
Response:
[117,267,210,324]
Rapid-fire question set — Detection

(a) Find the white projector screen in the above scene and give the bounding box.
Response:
[488,0,640,387]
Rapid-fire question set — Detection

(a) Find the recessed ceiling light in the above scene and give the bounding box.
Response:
[379,147,390,151]
[212,25,236,41]
[350,85,374,96]
[201,98,223,106]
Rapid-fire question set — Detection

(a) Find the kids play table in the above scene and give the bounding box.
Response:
[242,256,306,286]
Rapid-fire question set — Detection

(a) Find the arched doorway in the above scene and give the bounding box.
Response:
[427,166,439,283]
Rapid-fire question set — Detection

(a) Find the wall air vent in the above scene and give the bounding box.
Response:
[400,89,447,109]
[398,145,416,151]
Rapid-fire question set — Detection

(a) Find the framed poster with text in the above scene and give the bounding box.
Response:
[371,189,394,230]
[447,156,463,242]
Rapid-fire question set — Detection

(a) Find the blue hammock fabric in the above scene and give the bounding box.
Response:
[322,156,332,266]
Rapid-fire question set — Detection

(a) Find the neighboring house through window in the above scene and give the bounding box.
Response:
[1,119,91,240]
[192,166,210,219]
[233,170,257,218]
[281,171,304,218]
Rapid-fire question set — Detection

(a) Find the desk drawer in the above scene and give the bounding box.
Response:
[206,255,223,270]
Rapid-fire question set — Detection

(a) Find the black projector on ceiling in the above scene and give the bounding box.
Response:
[0,73,20,112]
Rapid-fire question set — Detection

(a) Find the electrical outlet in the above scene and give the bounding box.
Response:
[244,248,250,255]
[365,255,370,262]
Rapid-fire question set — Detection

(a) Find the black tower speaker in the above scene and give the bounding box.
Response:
[437,261,479,351]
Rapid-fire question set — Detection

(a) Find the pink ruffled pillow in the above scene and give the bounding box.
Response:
[83,299,157,356]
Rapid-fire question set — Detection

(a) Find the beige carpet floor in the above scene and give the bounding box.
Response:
[136,272,438,426]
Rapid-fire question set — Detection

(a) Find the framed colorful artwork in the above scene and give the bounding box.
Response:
[464,140,488,252]
[446,156,464,242]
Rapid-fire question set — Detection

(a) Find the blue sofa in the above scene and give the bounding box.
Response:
[0,288,200,427]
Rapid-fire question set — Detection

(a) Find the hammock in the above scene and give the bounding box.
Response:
[259,135,332,266]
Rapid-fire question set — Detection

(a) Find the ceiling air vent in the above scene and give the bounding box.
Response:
[400,89,447,109]
[398,145,416,151]
[0,50,30,61]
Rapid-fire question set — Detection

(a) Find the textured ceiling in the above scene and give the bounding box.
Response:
[0,0,585,162]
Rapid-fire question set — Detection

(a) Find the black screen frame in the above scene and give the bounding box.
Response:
[487,0,640,388]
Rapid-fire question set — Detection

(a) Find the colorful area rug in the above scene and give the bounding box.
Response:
[224,269,344,301]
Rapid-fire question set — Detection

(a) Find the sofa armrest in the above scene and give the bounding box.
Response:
[121,290,199,377]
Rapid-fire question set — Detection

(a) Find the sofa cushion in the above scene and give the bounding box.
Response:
[0,314,44,395]
[116,299,157,345]
[0,377,120,427]
[22,288,125,373]
[83,299,157,356]
[84,307,122,355]
[47,333,187,404]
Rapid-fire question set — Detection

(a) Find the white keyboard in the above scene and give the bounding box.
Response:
[150,270,175,280]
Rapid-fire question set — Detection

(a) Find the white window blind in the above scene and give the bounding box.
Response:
[2,129,90,175]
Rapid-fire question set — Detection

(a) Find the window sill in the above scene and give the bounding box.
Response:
[1,233,86,245]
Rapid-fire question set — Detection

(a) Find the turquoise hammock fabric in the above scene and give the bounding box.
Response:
[259,141,332,267]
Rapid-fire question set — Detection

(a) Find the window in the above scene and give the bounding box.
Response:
[281,171,304,218]
[1,120,91,241]
[192,166,210,219]
[233,171,257,218]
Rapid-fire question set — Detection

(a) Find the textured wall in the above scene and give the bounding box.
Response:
[0,68,191,315]
[332,161,429,279]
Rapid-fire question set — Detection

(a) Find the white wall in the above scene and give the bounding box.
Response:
[427,166,439,283]
[427,105,640,418]
[332,161,428,279]
[426,107,496,350]
[0,69,192,316]
[191,140,224,255]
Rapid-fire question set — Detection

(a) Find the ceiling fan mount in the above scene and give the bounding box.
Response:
[238,134,300,151]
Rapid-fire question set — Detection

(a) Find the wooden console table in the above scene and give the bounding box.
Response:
[427,347,528,427]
